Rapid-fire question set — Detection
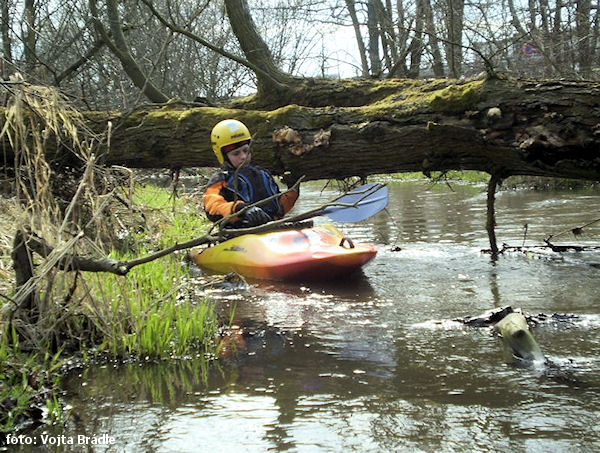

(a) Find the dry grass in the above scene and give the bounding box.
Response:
[0,76,107,347]
[0,76,217,356]
[0,195,18,297]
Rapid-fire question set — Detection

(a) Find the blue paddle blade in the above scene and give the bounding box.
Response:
[319,183,388,222]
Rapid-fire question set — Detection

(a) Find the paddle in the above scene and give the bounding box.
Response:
[318,182,389,222]
[221,182,389,237]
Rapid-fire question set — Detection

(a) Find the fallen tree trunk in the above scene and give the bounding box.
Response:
[4,77,600,182]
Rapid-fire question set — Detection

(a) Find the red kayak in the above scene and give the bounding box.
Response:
[189,224,377,281]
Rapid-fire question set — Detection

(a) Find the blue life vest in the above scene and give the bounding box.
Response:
[225,166,282,218]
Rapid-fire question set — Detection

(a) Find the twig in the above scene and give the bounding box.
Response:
[0,291,17,306]
[500,244,600,253]
[545,217,600,244]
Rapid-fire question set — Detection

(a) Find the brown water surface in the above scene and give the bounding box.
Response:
[26,181,600,452]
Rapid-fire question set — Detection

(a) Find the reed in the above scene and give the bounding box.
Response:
[86,254,218,360]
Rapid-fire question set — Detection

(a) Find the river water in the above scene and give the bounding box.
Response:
[30,181,600,452]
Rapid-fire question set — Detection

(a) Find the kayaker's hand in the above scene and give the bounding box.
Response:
[242,206,272,226]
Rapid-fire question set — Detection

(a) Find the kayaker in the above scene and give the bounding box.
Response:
[203,119,299,227]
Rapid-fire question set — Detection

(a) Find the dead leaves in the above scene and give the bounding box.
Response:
[272,126,331,156]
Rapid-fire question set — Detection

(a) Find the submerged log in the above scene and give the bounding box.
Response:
[456,306,582,365]
[458,305,515,327]
[494,312,546,364]
[3,77,600,182]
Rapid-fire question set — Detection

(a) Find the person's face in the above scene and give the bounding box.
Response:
[226,143,251,168]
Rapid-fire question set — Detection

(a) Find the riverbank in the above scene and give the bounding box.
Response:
[0,183,220,437]
[386,170,600,190]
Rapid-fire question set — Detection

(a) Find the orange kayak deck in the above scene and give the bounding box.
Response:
[189,225,377,281]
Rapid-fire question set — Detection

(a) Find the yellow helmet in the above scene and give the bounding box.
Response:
[211,119,252,164]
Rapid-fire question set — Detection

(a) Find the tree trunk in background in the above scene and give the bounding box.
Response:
[592,3,600,64]
[89,0,169,103]
[224,0,292,97]
[407,0,425,78]
[445,0,464,78]
[551,0,564,71]
[0,0,12,77]
[376,0,398,69]
[424,0,445,77]
[389,0,409,76]
[23,0,36,75]
[576,0,592,77]
[367,0,381,75]
[344,0,370,77]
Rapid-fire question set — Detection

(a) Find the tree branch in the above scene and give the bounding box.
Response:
[55,24,138,86]
[15,179,381,280]
[139,0,287,92]
[55,39,106,85]
[88,0,169,103]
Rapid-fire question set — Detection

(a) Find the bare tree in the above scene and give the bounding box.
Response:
[89,0,169,103]
[576,0,592,77]
[22,0,36,74]
[366,0,381,75]
[424,0,444,76]
[406,0,425,77]
[224,0,292,96]
[344,0,370,76]
[0,0,12,77]
[444,0,464,77]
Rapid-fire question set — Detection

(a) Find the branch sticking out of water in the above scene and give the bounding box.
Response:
[545,217,600,244]
[486,174,502,257]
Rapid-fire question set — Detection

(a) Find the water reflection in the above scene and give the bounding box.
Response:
[31,181,600,452]
[57,325,398,451]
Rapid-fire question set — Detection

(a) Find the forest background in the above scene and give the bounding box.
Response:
[2,0,597,109]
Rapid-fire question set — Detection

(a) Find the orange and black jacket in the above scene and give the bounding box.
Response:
[202,164,298,225]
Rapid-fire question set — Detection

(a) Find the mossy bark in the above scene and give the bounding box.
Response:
[3,77,600,182]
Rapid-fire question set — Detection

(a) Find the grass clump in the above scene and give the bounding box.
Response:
[129,184,207,248]
[0,327,63,432]
[89,257,218,359]
[84,187,219,359]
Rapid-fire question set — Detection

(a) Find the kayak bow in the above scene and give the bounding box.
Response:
[189,224,377,281]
